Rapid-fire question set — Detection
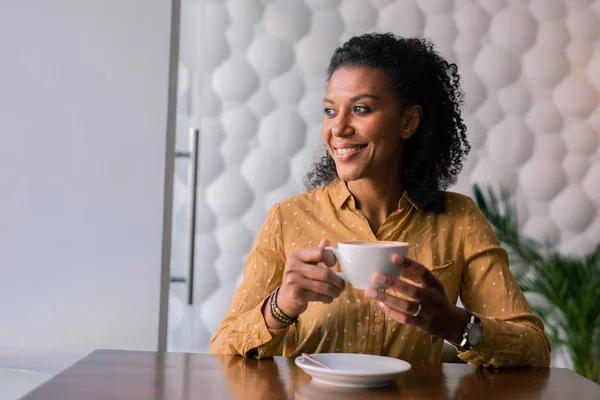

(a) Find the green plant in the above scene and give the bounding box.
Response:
[473,184,600,382]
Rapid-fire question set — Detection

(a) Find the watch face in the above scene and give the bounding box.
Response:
[468,324,483,346]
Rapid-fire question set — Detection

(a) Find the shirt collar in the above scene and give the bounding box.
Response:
[399,191,420,211]
[327,179,420,212]
[328,179,352,210]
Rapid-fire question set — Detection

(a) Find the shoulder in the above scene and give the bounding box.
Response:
[442,191,490,227]
[274,183,334,214]
[279,185,329,205]
[443,191,476,208]
[439,191,484,219]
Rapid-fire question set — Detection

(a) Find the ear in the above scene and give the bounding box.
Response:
[400,105,422,139]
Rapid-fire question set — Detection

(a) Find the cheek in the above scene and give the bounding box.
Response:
[361,116,396,138]
[321,124,332,147]
[370,131,403,159]
[366,123,401,147]
[381,117,404,141]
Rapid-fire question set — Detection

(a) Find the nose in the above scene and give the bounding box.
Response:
[331,111,354,137]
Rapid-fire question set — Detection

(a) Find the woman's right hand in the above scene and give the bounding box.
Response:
[276,239,345,319]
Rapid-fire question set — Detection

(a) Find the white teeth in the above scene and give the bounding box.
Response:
[336,146,363,155]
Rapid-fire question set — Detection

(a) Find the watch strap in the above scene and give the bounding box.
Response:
[459,310,482,350]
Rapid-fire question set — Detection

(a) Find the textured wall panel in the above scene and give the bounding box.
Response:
[168,0,600,362]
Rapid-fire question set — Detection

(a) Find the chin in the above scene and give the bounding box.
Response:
[336,167,365,183]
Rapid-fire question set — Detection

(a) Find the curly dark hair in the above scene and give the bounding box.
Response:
[304,33,470,212]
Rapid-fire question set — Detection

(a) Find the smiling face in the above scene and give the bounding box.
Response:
[322,67,420,184]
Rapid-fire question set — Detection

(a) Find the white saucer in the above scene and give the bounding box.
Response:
[295,353,411,388]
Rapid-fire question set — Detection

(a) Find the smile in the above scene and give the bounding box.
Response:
[333,144,367,160]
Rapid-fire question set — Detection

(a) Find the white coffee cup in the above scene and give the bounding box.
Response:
[325,241,409,290]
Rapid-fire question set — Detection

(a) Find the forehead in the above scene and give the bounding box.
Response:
[325,67,395,98]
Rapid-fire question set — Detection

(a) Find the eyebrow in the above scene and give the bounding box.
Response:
[323,94,379,104]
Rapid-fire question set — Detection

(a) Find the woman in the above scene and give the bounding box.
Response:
[210,33,551,367]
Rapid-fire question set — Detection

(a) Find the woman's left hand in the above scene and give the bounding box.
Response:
[365,254,469,343]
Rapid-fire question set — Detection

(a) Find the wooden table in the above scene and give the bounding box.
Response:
[23,350,600,399]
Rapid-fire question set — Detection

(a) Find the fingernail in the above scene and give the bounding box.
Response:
[378,301,385,308]
[366,289,378,298]
[395,255,404,264]
[373,274,385,284]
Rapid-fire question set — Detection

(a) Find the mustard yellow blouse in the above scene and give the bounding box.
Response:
[210,179,551,367]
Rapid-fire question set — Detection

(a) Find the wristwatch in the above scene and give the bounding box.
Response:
[459,310,483,350]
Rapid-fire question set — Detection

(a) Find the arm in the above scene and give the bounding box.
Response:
[209,204,288,358]
[367,200,551,368]
[457,202,551,367]
[208,204,344,358]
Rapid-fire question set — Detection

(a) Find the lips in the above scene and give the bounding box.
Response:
[333,144,367,160]
[336,146,364,155]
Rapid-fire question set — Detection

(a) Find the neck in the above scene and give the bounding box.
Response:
[346,172,403,234]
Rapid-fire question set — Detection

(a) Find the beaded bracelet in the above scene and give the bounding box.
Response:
[269,285,297,326]
[270,286,295,326]
[269,288,289,326]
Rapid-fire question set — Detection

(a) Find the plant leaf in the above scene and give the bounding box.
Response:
[473,184,600,382]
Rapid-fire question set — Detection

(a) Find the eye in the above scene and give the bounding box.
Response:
[324,107,337,117]
[354,105,371,114]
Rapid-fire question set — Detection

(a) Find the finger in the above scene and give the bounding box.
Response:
[366,288,421,316]
[377,301,421,327]
[292,246,334,266]
[391,254,441,288]
[296,262,345,291]
[372,273,424,301]
[317,238,330,248]
[302,290,335,304]
[297,275,342,298]
[318,238,337,267]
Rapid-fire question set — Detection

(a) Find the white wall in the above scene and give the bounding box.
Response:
[0,0,178,373]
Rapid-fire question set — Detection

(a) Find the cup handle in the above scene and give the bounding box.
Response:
[324,246,347,282]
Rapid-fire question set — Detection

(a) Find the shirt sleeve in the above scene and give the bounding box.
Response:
[209,204,289,358]
[456,200,551,367]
